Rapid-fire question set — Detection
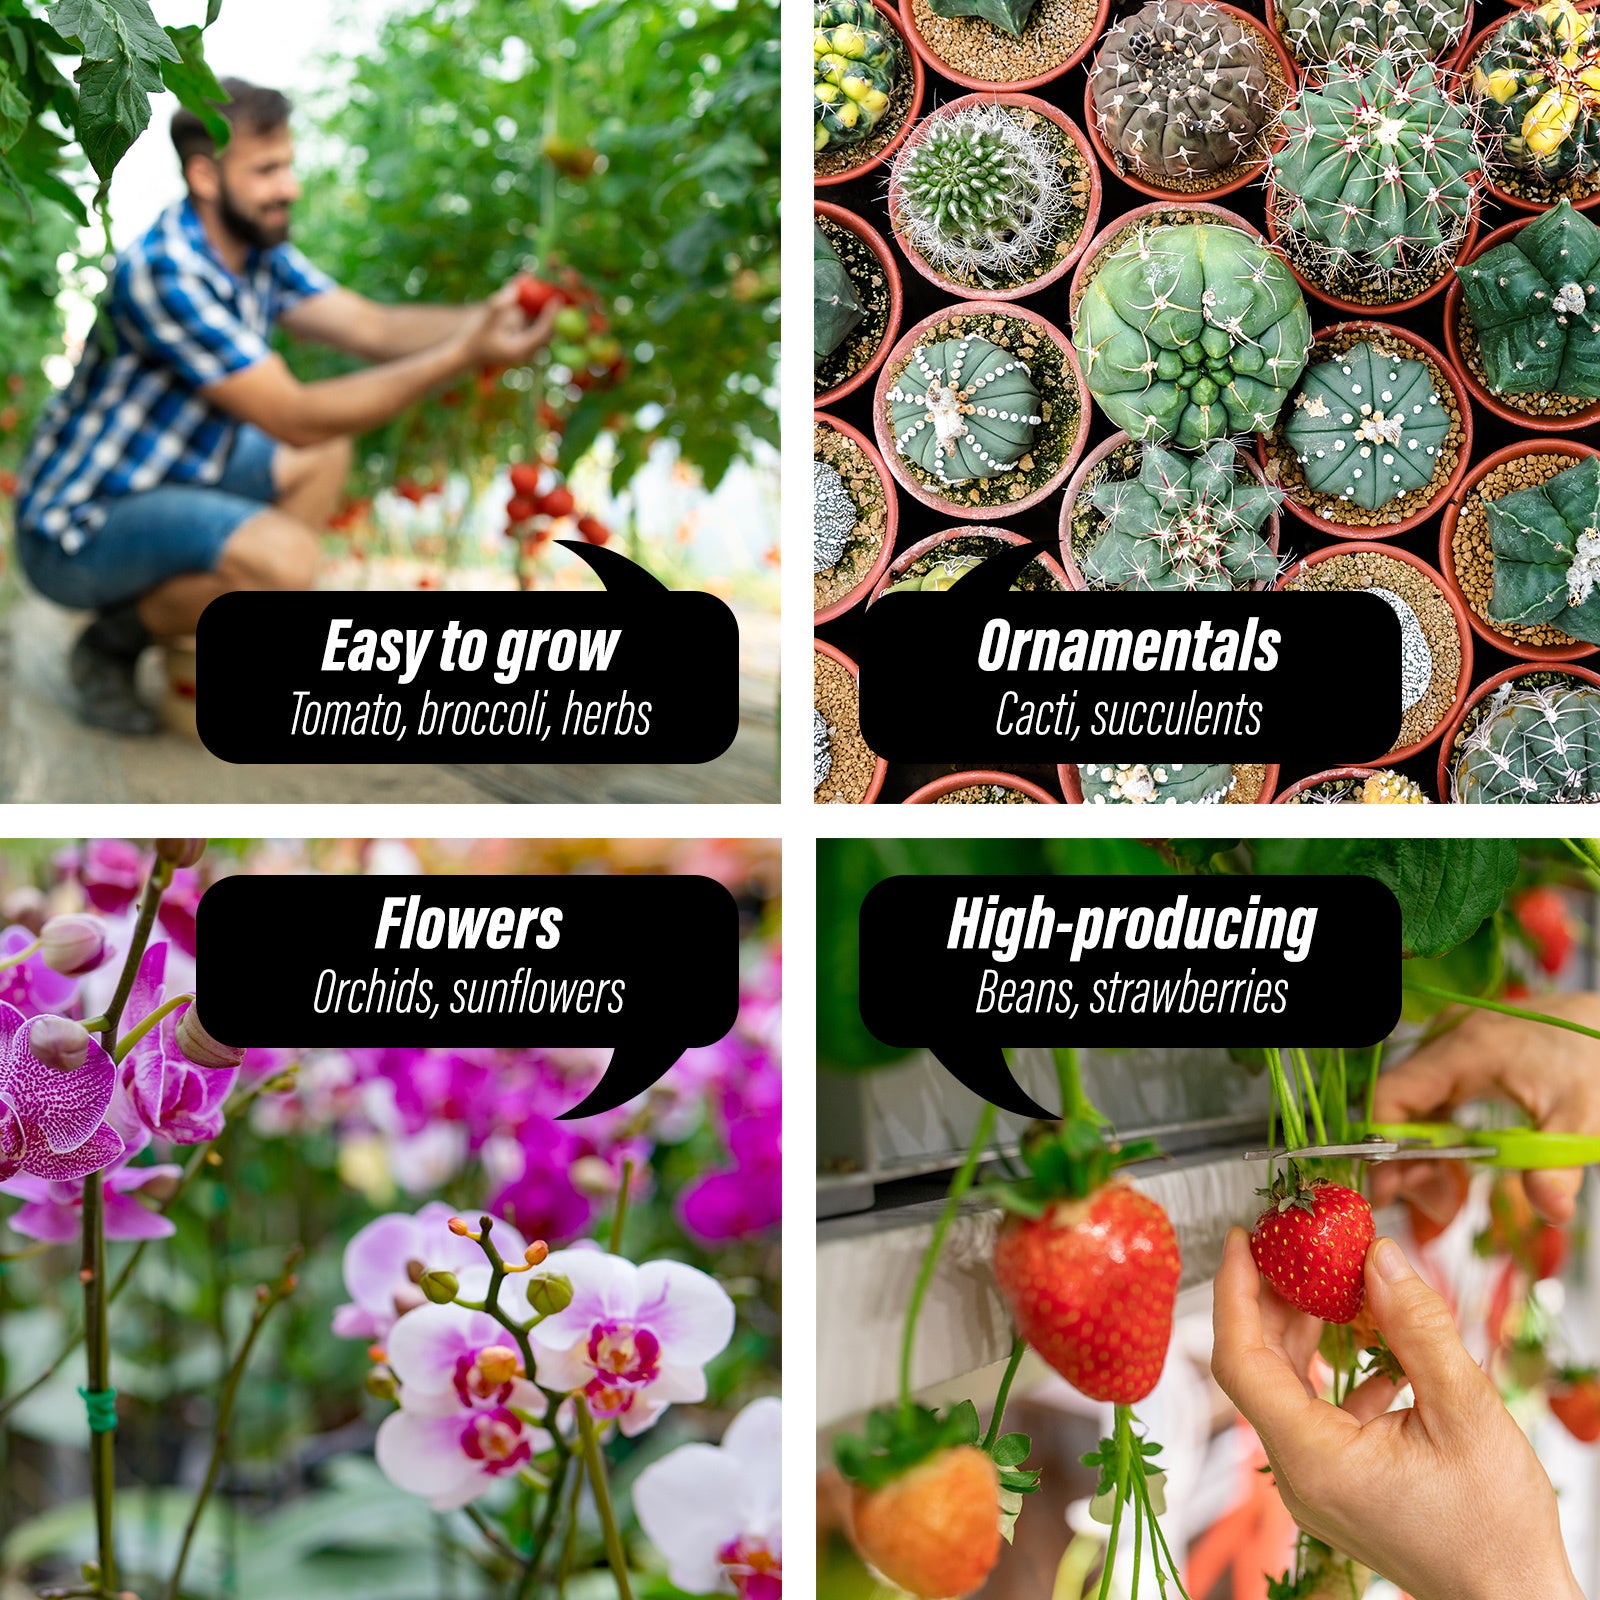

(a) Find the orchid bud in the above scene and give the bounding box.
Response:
[175,1007,246,1070]
[365,1367,398,1401]
[2,887,47,935]
[39,914,111,976]
[474,1345,521,1386]
[155,839,207,868]
[29,1015,91,1073]
[527,1273,574,1316]
[524,1241,549,1266]
[420,1268,460,1305]
[569,1155,618,1196]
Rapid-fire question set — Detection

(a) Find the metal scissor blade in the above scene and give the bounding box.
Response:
[1243,1141,1464,1162]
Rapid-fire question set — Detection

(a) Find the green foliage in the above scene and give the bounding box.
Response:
[835,1399,1040,1503]
[1487,453,1600,644]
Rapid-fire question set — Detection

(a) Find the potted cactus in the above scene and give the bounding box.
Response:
[874,300,1089,518]
[1056,760,1279,803]
[815,202,903,409]
[1266,51,1483,313]
[1085,0,1295,202]
[1440,439,1600,662]
[1258,324,1472,538]
[1446,199,1600,430]
[1057,436,1283,591]
[1276,766,1432,802]
[887,94,1100,299]
[870,525,1069,601]
[1440,664,1600,801]
[896,0,1108,93]
[1270,0,1471,74]
[1067,199,1257,312]
[903,770,1060,801]
[1070,218,1312,447]
[815,639,889,804]
[1464,0,1600,213]
[815,412,898,625]
[815,0,925,186]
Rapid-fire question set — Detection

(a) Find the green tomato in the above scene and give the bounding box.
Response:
[554,306,591,340]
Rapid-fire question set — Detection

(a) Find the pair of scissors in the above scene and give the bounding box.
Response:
[1243,1123,1600,1170]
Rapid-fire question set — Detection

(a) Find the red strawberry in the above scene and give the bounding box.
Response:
[1550,1371,1600,1443]
[1251,1179,1374,1324]
[539,485,576,518]
[1487,1172,1567,1281]
[577,515,611,546]
[1514,886,1572,974]
[993,1181,1179,1404]
[509,463,542,499]
[851,1446,1000,1599]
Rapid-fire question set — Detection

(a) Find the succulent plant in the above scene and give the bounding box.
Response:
[1078,761,1236,803]
[1277,0,1467,70]
[887,335,1042,485]
[1473,0,1600,191]
[815,0,899,154]
[1289,769,1431,802]
[1485,453,1600,645]
[1072,222,1311,447]
[1283,341,1452,510]
[815,460,857,573]
[1455,199,1600,398]
[814,709,833,788]
[1270,54,1480,275]
[927,0,1038,35]
[1452,679,1600,802]
[893,104,1070,289]
[1081,442,1281,591]
[1090,0,1273,181]
[815,223,864,364]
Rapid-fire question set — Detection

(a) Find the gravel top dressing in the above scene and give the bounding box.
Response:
[1272,213,1464,308]
[910,0,1100,82]
[815,422,891,613]
[815,24,917,180]
[1453,299,1598,421]
[1225,764,1268,804]
[814,647,879,803]
[935,783,1040,802]
[816,213,891,397]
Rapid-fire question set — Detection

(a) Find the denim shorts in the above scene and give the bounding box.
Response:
[18,423,281,613]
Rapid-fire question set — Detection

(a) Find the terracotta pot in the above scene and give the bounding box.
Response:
[1437,438,1600,664]
[1057,761,1281,803]
[897,0,1108,92]
[814,411,900,626]
[1274,541,1475,763]
[1444,216,1600,432]
[1436,660,1600,801]
[888,94,1101,301]
[903,769,1060,802]
[813,638,888,804]
[815,201,904,411]
[869,523,1070,604]
[1255,321,1475,541]
[1272,765,1424,803]
[815,0,926,189]
[1264,176,1482,317]
[1067,200,1262,322]
[872,299,1089,520]
[1263,0,1476,78]
[1453,13,1600,212]
[1083,4,1298,202]
[1058,431,1281,589]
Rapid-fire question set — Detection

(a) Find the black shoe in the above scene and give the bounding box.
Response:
[69,604,158,736]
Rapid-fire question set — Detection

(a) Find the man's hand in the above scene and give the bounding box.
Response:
[460,296,561,371]
[1211,1228,1581,1600]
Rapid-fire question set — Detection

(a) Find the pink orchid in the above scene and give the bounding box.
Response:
[0,925,80,1018]
[374,1303,551,1510]
[633,1397,782,1599]
[81,839,146,914]
[0,1002,123,1183]
[155,868,202,956]
[1,1158,180,1242]
[528,1250,735,1436]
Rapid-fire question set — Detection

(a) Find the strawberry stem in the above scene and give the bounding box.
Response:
[1052,1047,1107,1126]
[982,1336,1027,1452]
[1405,981,1600,1045]
[1362,1039,1385,1133]
[1292,1048,1329,1148]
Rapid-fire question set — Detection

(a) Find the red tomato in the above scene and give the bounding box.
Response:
[539,485,575,519]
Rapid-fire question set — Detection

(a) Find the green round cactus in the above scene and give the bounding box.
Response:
[1283,342,1452,511]
[815,0,899,154]
[927,0,1039,37]
[886,336,1042,485]
[1277,0,1467,70]
[815,223,865,364]
[1078,761,1236,803]
[1072,222,1311,448]
[1486,453,1600,645]
[1452,679,1600,802]
[1090,0,1273,180]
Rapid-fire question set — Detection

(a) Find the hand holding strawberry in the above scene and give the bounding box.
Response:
[1251,1177,1374,1325]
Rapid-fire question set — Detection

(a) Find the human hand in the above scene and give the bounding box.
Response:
[1211,1228,1581,1600]
[460,295,560,370]
[1371,993,1600,1226]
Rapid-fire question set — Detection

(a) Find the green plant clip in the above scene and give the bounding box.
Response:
[78,1385,117,1434]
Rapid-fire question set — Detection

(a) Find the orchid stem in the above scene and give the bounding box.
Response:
[516,1452,569,1598]
[575,1395,634,1600]
[462,1503,520,1566]
[608,1159,633,1254]
[113,992,193,1063]
[0,938,42,975]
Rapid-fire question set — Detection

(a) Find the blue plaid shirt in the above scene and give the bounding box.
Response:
[17,198,335,552]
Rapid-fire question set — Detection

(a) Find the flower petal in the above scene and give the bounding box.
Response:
[386,1302,504,1395]
[0,1018,116,1155]
[23,1122,124,1183]
[636,1259,735,1365]
[375,1409,489,1510]
[633,1442,747,1592]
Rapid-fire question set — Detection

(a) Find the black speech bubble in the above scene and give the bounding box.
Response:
[860,874,1401,1115]
[194,873,740,1119]
[856,538,1402,765]
[194,542,738,764]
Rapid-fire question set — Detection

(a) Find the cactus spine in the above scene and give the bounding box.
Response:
[815,0,899,153]
[1452,679,1600,801]
[887,336,1042,485]
[1277,0,1467,71]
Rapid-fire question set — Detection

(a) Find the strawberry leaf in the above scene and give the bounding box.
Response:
[991,1431,1031,1467]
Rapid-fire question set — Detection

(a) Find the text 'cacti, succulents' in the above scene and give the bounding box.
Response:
[1271,54,1480,273]
[1284,341,1451,511]
[1072,222,1311,447]
[1277,0,1467,72]
[1081,442,1281,591]
[815,460,857,572]
[927,0,1038,36]
[815,223,865,364]
[1090,0,1273,181]
[1078,761,1236,802]
[1456,199,1600,398]
[1453,679,1600,801]
[815,0,899,153]
[1473,0,1600,192]
[893,104,1070,289]
[887,336,1042,484]
[1486,452,1600,644]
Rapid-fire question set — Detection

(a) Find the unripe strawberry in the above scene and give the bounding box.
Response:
[851,1446,1000,1599]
